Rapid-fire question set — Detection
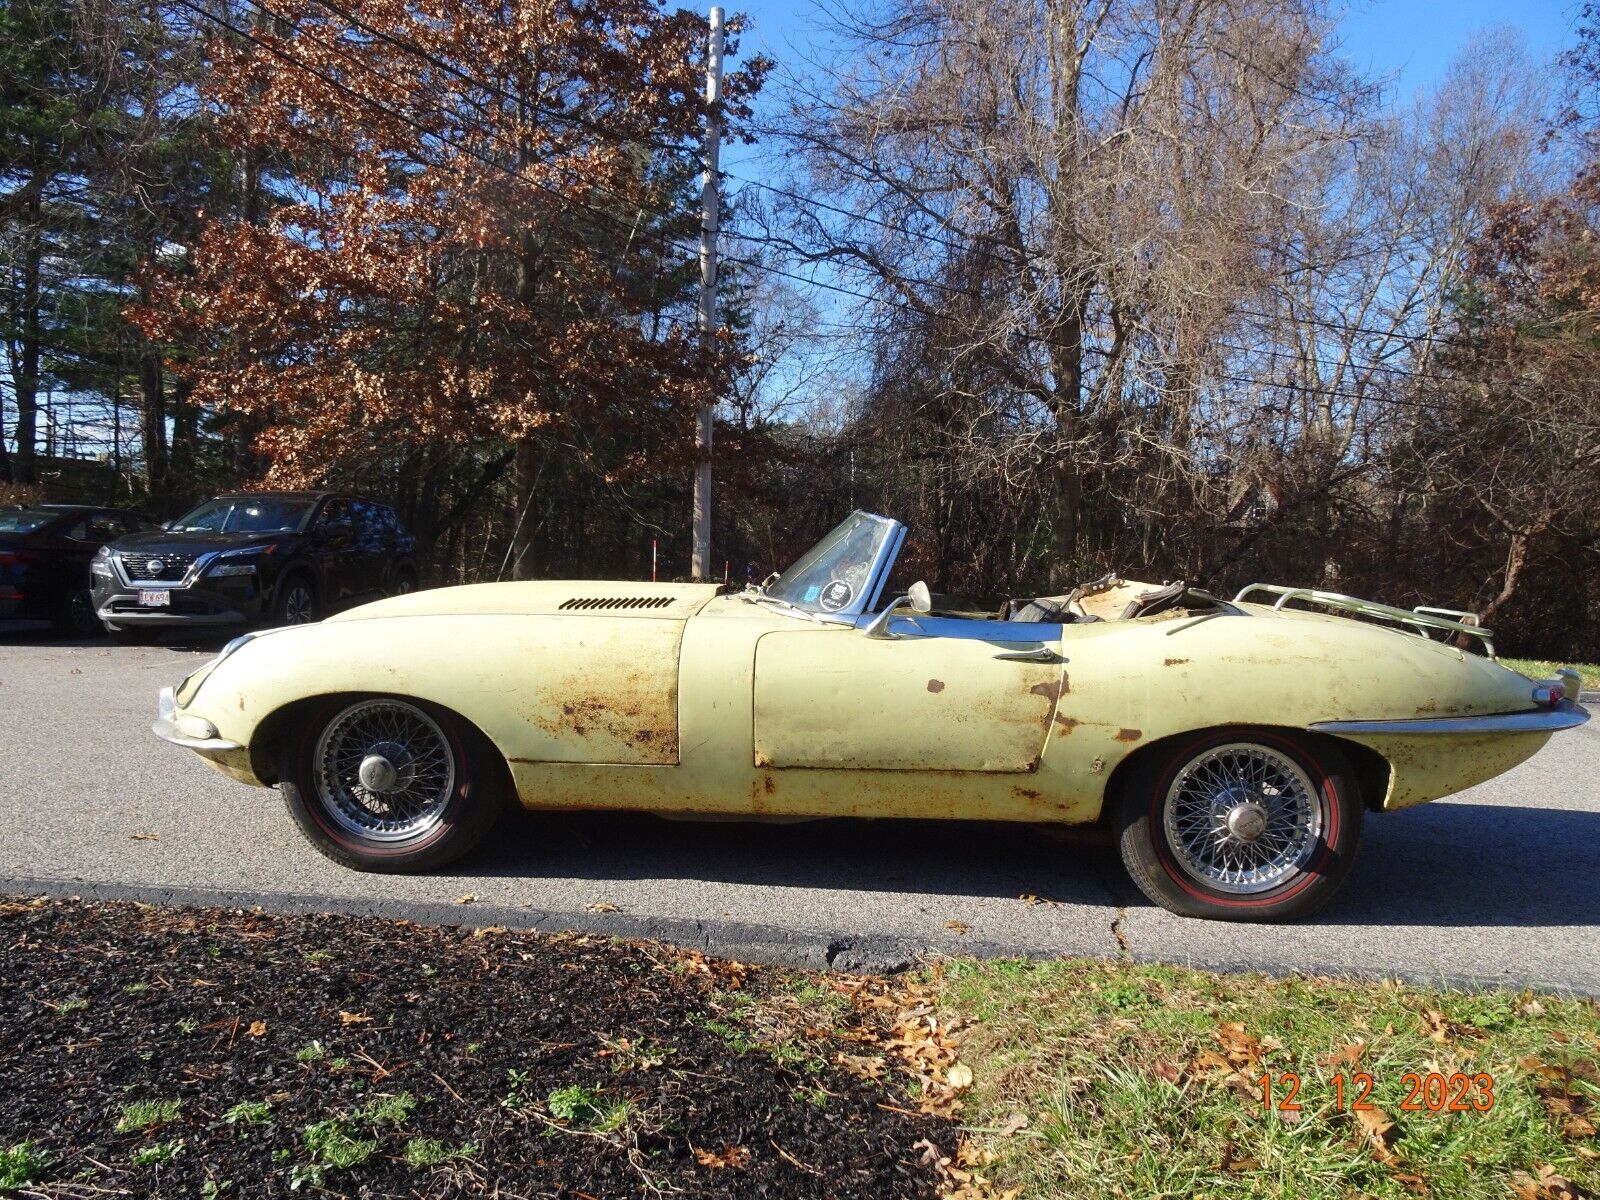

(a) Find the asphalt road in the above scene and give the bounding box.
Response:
[2,624,1597,993]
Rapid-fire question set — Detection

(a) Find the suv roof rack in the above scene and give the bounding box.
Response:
[1232,584,1495,657]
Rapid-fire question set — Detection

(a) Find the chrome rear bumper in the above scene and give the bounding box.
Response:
[1311,698,1589,736]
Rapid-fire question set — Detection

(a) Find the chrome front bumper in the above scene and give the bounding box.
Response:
[153,686,243,751]
[1311,698,1590,736]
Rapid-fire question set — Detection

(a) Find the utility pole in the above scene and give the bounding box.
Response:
[691,5,725,581]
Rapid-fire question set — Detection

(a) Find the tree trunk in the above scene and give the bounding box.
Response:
[138,342,168,503]
[170,374,197,490]
[510,438,539,580]
[13,218,43,484]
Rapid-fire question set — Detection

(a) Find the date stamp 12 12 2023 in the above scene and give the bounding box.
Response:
[1257,1071,1497,1115]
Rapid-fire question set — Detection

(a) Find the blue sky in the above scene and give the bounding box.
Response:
[723,0,1582,104]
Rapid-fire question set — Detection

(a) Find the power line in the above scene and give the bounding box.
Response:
[244,0,1486,359]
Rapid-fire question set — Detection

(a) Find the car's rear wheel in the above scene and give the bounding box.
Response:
[1112,728,1363,922]
[280,697,506,872]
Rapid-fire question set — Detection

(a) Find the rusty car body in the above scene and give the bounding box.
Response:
[154,510,1589,921]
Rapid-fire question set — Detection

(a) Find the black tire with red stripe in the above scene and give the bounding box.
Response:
[1111,727,1363,922]
[280,696,507,873]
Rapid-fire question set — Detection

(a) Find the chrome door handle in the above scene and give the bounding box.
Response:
[993,646,1060,663]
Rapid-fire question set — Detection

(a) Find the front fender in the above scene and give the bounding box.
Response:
[176,612,686,783]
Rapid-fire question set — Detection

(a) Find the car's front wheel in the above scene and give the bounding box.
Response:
[1112,728,1363,922]
[273,575,316,625]
[56,586,101,637]
[280,697,507,872]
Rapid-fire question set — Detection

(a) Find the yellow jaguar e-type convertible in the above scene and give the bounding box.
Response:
[153,511,1588,922]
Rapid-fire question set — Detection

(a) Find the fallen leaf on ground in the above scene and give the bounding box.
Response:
[1018,893,1061,906]
[454,894,477,905]
[693,1145,750,1170]
[1511,1166,1583,1200]
[1215,1021,1263,1072]
[944,919,971,935]
[584,901,621,913]
[1354,1105,1401,1165]
[948,1062,974,1090]
[836,1052,886,1080]
[471,926,507,938]
[1219,1140,1260,1172]
[998,1112,1029,1137]
[129,833,160,842]
[1321,1040,1366,1068]
[246,1020,267,1037]
[339,1011,374,1025]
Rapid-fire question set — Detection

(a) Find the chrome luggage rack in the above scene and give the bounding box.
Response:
[1232,584,1495,657]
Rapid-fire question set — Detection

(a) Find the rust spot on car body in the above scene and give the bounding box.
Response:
[531,690,678,762]
[1012,786,1042,803]
[1163,657,1189,667]
[927,679,945,693]
[1114,728,1143,742]
[1054,714,1080,733]
[1030,680,1062,702]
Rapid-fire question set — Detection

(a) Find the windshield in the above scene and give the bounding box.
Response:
[169,496,314,534]
[765,512,899,614]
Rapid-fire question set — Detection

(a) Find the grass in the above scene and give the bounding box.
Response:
[222,1100,271,1128]
[114,1098,182,1133]
[1501,657,1600,690]
[301,1118,376,1170]
[130,1138,183,1167]
[401,1137,477,1168]
[0,1142,52,1190]
[931,958,1600,1200]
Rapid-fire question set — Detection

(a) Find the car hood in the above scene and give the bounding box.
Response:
[329,580,723,622]
[110,530,289,556]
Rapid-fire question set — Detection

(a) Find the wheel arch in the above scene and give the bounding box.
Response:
[248,690,515,793]
[1100,723,1392,821]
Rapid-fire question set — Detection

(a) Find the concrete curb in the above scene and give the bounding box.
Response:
[5,875,1597,998]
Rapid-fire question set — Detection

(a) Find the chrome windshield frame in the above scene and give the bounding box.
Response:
[760,511,906,623]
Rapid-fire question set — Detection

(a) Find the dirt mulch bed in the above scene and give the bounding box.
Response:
[0,897,958,1198]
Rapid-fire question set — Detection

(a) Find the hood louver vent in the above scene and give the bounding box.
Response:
[558,596,676,611]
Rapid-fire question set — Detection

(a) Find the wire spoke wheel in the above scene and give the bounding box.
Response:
[311,699,456,842]
[1161,742,1322,895]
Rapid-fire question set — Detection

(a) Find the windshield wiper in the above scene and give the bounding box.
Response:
[741,593,822,623]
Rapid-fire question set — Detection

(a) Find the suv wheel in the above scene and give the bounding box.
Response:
[56,587,101,637]
[275,576,316,624]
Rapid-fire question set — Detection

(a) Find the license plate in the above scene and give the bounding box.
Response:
[138,589,171,607]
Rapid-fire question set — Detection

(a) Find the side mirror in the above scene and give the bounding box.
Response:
[863,580,933,640]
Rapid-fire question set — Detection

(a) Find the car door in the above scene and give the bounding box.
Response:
[348,500,390,600]
[309,497,360,608]
[752,616,1066,772]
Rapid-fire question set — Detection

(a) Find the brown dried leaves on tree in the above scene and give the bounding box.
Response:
[130,0,768,486]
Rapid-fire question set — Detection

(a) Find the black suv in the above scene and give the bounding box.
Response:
[92,491,421,638]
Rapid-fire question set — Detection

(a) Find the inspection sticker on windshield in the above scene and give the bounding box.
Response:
[803,585,821,602]
[818,580,854,611]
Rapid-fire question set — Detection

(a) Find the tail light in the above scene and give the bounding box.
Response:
[1532,682,1565,706]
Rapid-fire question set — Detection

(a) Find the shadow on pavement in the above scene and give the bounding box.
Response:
[0,621,229,653]
[447,806,1126,907]
[1323,801,1600,928]
[445,799,1600,926]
